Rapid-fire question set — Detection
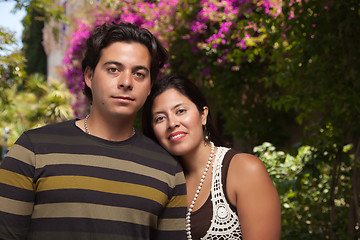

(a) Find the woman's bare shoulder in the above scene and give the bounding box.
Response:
[229,152,268,175]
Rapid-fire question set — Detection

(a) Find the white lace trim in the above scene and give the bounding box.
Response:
[201,147,242,240]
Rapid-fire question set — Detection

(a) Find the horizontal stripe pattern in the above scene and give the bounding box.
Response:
[34,153,183,188]
[32,203,158,226]
[5,144,36,167]
[0,120,187,239]
[158,218,187,231]
[0,169,34,191]
[0,196,33,216]
[35,175,168,206]
[28,218,153,240]
[0,183,34,202]
[35,189,164,213]
[26,231,149,240]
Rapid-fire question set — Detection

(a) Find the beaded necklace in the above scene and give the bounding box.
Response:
[186,141,215,239]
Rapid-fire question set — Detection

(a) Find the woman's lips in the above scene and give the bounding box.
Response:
[168,132,186,141]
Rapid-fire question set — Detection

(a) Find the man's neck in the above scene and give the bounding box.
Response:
[80,112,136,141]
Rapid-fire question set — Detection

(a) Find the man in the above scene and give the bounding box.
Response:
[0,22,187,240]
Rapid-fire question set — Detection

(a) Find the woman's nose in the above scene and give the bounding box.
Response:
[168,115,179,129]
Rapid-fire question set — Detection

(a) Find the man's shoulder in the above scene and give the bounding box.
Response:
[135,133,168,152]
[26,119,76,134]
[10,120,77,152]
[21,120,77,143]
[134,133,179,163]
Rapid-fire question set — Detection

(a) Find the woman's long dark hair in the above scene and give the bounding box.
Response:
[142,74,223,146]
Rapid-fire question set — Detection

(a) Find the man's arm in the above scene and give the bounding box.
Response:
[0,133,36,240]
[156,163,187,239]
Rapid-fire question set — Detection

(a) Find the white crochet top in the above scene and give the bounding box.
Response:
[201,147,242,240]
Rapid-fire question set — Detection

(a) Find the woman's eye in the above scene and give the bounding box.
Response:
[177,109,187,114]
[154,116,165,123]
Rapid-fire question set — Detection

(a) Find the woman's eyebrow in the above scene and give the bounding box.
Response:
[153,103,186,115]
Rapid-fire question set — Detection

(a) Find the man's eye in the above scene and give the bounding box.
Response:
[135,72,145,78]
[108,68,118,73]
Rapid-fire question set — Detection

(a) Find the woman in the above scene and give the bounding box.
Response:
[142,74,281,240]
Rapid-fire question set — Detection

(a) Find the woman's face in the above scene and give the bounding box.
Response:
[151,88,208,157]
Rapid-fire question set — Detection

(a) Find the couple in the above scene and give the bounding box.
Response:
[0,23,281,239]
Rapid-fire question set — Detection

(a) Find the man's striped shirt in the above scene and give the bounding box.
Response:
[0,120,187,239]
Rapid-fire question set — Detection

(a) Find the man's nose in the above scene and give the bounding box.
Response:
[118,72,133,90]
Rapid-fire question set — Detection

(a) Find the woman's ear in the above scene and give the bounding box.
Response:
[84,66,94,89]
[201,106,209,125]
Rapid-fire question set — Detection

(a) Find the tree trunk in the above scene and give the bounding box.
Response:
[347,139,360,239]
[329,149,342,240]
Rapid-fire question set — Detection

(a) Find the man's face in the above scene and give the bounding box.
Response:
[85,42,151,119]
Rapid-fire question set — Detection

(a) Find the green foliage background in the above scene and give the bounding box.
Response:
[167,2,359,238]
[22,7,47,76]
[0,6,73,149]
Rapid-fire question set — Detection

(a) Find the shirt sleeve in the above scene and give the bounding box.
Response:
[0,132,36,240]
[155,162,187,240]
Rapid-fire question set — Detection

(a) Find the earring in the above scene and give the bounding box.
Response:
[203,125,210,143]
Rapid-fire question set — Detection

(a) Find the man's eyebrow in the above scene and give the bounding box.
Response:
[134,65,150,73]
[103,61,123,67]
[103,61,150,73]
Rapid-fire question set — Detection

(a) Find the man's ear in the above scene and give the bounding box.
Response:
[201,106,209,125]
[84,66,94,89]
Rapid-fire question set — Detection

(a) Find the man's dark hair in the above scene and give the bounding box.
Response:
[81,22,169,103]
